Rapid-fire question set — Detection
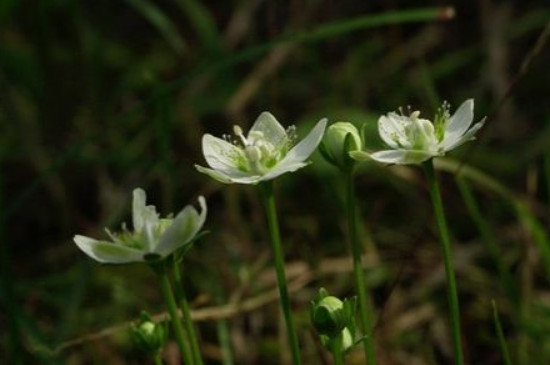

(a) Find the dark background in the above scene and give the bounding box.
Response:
[1,0,550,363]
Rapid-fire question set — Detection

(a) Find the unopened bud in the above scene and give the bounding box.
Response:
[311,295,346,337]
[130,311,168,354]
[321,122,362,171]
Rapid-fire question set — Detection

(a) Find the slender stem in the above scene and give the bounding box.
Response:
[154,352,164,365]
[491,300,513,365]
[423,160,464,365]
[158,267,194,365]
[345,171,377,364]
[331,334,345,365]
[258,181,302,365]
[173,259,204,365]
[213,275,235,365]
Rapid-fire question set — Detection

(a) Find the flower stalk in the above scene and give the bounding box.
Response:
[156,263,194,365]
[345,171,376,364]
[332,332,344,365]
[154,353,163,365]
[423,159,464,365]
[258,181,301,365]
[172,258,203,365]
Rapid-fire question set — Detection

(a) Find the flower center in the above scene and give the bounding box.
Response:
[228,124,297,174]
[434,101,451,143]
[392,109,439,153]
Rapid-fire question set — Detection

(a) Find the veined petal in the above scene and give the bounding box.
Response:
[378,114,405,149]
[202,134,246,174]
[132,188,147,232]
[275,118,327,166]
[132,189,159,251]
[443,119,485,152]
[370,149,434,165]
[155,196,207,257]
[442,99,474,149]
[74,235,144,264]
[249,112,287,147]
[261,161,309,181]
[195,165,263,185]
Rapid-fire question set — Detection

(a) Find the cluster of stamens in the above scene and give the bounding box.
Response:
[220,124,298,174]
[434,101,451,142]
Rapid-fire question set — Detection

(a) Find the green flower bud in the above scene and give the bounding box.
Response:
[130,312,168,354]
[311,295,346,338]
[320,122,363,171]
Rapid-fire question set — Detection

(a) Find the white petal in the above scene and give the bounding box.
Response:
[260,161,309,181]
[275,118,327,166]
[195,165,262,185]
[378,114,404,149]
[443,119,485,152]
[202,134,246,174]
[74,235,144,264]
[370,149,434,165]
[442,99,474,149]
[132,188,159,252]
[249,112,287,147]
[132,188,147,232]
[155,196,207,257]
[256,119,326,181]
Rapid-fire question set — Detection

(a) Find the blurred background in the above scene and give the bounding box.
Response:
[2,0,550,363]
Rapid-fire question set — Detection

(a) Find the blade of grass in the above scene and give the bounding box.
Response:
[492,300,513,365]
[6,7,456,221]
[124,0,187,56]
[544,145,550,215]
[170,0,221,54]
[436,158,550,284]
[456,178,518,303]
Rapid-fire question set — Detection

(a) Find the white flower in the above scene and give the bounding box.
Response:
[73,188,207,264]
[353,99,485,165]
[195,112,327,184]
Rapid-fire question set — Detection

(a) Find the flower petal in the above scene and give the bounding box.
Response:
[256,118,326,181]
[131,189,160,251]
[442,99,474,149]
[132,188,147,232]
[74,235,144,264]
[261,161,309,181]
[202,134,246,174]
[443,119,485,152]
[378,114,406,149]
[249,112,287,147]
[370,149,434,165]
[277,118,327,163]
[155,196,207,257]
[195,165,263,184]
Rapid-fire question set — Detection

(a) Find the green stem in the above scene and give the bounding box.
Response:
[345,172,376,364]
[173,259,204,365]
[213,276,234,365]
[423,159,464,365]
[154,352,164,365]
[158,267,194,365]
[331,334,345,365]
[258,181,301,365]
[491,300,513,365]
